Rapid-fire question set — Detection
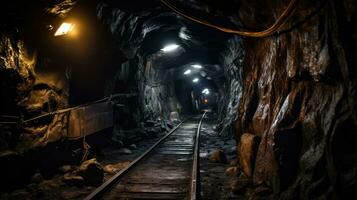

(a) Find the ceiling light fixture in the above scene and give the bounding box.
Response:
[161,44,179,52]
[192,64,202,69]
[192,78,199,83]
[54,22,75,37]
[202,88,210,94]
[179,27,190,40]
[184,69,191,75]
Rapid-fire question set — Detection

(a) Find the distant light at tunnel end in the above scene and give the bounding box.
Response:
[161,44,180,52]
[54,22,75,37]
[184,69,191,75]
[192,78,199,83]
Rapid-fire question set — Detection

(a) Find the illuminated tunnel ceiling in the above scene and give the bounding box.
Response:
[0,0,239,82]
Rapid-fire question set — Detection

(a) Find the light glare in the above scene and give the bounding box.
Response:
[202,88,210,94]
[184,69,191,75]
[192,64,202,69]
[54,22,75,36]
[192,78,199,83]
[161,44,179,52]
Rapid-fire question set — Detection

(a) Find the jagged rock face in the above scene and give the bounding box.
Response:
[138,56,180,121]
[217,36,244,135]
[96,2,230,123]
[235,0,357,198]
[0,34,69,151]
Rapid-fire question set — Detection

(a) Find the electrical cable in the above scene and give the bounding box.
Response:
[21,94,133,124]
[160,0,299,37]
[277,0,328,35]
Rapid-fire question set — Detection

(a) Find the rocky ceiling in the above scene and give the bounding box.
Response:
[0,0,238,80]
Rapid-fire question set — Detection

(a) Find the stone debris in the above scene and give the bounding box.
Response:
[208,149,228,164]
[225,166,239,177]
[103,161,130,174]
[62,174,84,187]
[77,158,104,186]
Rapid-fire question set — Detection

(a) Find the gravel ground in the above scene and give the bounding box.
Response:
[200,115,244,200]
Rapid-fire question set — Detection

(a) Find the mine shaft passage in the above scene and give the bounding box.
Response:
[0,0,356,200]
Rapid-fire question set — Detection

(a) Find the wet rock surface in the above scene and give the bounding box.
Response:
[238,133,260,177]
[234,0,357,198]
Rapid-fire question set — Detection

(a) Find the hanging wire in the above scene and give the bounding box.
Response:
[81,136,91,162]
[160,0,299,37]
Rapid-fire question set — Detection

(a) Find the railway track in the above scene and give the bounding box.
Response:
[84,112,207,200]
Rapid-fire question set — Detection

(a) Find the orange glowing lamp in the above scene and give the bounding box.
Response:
[54,22,75,37]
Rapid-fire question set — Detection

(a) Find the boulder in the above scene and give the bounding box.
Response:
[225,166,239,176]
[62,174,84,187]
[77,158,103,186]
[208,150,228,163]
[238,133,260,177]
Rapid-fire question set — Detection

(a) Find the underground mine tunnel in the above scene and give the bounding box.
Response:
[0,0,356,199]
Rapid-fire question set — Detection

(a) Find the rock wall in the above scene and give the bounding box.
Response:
[97,3,186,123]
[217,36,244,136]
[235,0,357,198]
[0,33,69,151]
[137,55,180,122]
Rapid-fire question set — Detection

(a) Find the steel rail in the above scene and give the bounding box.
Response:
[84,117,190,200]
[190,111,206,200]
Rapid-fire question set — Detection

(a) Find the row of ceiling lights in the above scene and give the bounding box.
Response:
[160,43,206,83]
[54,22,212,96]
[160,43,211,95]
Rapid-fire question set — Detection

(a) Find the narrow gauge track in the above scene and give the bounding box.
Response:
[85,112,206,200]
